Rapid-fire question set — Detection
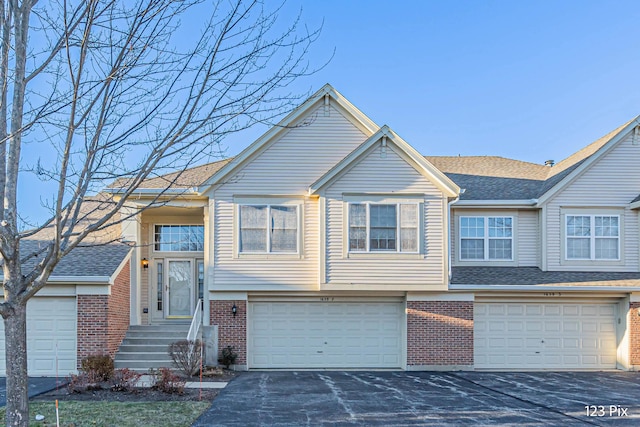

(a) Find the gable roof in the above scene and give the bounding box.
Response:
[198,84,380,194]
[310,126,460,197]
[536,116,640,203]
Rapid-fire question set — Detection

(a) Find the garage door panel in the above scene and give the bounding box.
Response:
[475,302,617,370]
[0,297,77,376]
[249,301,403,369]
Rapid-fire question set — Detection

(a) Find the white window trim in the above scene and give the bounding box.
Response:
[564,214,621,261]
[459,216,514,261]
[153,224,205,253]
[237,204,301,255]
[347,202,420,254]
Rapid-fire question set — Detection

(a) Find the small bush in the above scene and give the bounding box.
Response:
[110,368,143,392]
[81,354,114,381]
[149,367,185,394]
[219,346,238,369]
[67,370,103,393]
[168,340,202,377]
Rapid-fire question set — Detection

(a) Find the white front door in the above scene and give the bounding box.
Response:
[166,259,193,318]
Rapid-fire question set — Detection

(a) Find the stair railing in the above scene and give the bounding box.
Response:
[187,299,203,342]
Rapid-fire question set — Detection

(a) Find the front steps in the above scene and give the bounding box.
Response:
[114,322,190,371]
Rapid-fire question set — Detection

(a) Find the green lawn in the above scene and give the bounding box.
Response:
[0,401,211,427]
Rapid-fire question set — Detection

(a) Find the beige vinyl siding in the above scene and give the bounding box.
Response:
[213,103,368,194]
[451,208,539,267]
[213,197,319,290]
[545,133,640,271]
[324,145,447,289]
[518,209,539,266]
[211,102,368,290]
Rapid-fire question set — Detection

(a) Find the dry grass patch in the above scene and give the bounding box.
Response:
[0,401,210,427]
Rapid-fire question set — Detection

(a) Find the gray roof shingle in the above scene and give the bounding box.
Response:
[17,241,131,278]
[451,266,640,287]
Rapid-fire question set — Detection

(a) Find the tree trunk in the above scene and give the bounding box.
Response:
[4,304,29,427]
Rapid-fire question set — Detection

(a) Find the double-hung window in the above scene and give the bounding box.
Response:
[348,203,419,253]
[239,205,298,253]
[460,216,513,260]
[566,215,619,260]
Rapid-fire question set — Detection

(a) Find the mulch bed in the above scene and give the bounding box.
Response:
[32,369,238,403]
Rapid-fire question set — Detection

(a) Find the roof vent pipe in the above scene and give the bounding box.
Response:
[544,159,555,167]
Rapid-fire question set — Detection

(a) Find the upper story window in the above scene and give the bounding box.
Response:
[154,225,204,252]
[239,205,298,253]
[460,216,513,260]
[566,215,619,260]
[348,203,419,253]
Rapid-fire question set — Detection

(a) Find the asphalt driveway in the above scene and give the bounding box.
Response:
[194,371,640,426]
[0,377,61,407]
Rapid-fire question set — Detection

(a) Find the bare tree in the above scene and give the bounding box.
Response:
[0,0,321,424]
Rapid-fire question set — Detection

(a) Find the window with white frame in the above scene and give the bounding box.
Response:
[238,205,298,253]
[460,216,513,260]
[566,214,619,260]
[154,225,204,252]
[348,203,419,253]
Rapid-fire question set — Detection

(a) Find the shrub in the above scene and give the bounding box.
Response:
[220,346,238,369]
[67,370,103,393]
[81,354,114,381]
[148,367,185,394]
[168,339,202,377]
[110,368,143,392]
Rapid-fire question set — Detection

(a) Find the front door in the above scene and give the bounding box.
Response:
[166,260,193,318]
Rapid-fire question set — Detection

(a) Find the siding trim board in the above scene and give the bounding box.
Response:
[310,126,459,197]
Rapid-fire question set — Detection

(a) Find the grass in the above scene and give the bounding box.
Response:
[0,401,211,427]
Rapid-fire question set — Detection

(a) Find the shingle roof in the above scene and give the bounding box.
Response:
[16,240,131,279]
[632,194,640,204]
[426,156,549,200]
[110,158,232,190]
[451,266,640,287]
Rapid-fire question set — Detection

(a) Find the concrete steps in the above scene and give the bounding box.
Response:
[114,322,190,372]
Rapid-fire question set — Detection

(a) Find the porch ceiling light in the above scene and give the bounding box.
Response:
[141,258,149,269]
[232,304,237,317]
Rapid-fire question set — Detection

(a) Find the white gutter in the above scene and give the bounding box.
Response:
[452,199,538,208]
[107,188,200,196]
[451,284,640,292]
[0,275,111,284]
[630,200,640,210]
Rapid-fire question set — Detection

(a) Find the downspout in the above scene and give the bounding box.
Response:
[447,189,465,280]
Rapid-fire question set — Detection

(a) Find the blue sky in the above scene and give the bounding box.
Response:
[18,0,640,225]
[247,0,640,165]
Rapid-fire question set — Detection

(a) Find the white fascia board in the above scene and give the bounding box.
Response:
[108,248,133,285]
[108,188,200,196]
[310,125,460,197]
[630,200,640,210]
[537,117,640,206]
[0,274,111,284]
[452,199,538,208]
[198,84,380,194]
[450,284,640,292]
[47,276,112,284]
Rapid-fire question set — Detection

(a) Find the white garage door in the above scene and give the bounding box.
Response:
[0,297,77,376]
[474,302,617,370]
[249,301,403,368]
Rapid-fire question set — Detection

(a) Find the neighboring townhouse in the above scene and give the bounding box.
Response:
[2,84,640,374]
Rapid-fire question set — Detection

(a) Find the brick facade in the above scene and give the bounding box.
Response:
[630,302,640,366]
[406,301,473,367]
[76,260,131,365]
[210,300,247,366]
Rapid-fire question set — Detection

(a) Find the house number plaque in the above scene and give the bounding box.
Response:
[320,297,335,302]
